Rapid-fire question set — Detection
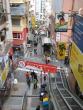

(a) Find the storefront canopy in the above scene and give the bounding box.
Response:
[42,37,52,45]
[17,60,57,74]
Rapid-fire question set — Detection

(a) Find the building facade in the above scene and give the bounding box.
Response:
[51,0,83,98]
[0,0,13,107]
[10,0,28,56]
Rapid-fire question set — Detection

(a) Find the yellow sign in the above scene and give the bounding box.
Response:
[70,42,83,92]
[57,42,66,60]
[31,16,36,28]
[1,62,9,81]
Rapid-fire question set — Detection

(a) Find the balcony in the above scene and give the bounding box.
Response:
[0,6,7,30]
[0,14,7,24]
[4,41,12,54]
[10,4,26,16]
[12,26,23,32]
[10,0,25,4]
[0,42,4,54]
[0,40,12,55]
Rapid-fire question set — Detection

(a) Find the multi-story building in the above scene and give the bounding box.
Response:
[10,0,29,56]
[0,0,13,106]
[35,0,41,21]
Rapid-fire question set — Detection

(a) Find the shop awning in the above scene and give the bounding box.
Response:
[17,60,57,74]
[12,39,24,46]
[42,37,52,45]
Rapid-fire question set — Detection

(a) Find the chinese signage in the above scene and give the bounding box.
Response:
[57,42,66,60]
[56,32,61,42]
[0,55,9,87]
[31,16,36,28]
[73,15,83,53]
[55,12,69,32]
[18,60,57,74]
[70,42,83,92]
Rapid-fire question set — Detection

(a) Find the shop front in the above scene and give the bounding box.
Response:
[0,54,11,108]
[12,39,26,57]
[42,37,53,56]
[69,42,83,99]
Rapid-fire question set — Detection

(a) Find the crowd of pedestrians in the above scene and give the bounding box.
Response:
[25,71,38,89]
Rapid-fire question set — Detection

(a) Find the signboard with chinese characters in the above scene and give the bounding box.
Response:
[55,12,69,32]
[0,55,9,87]
[70,42,83,92]
[18,60,57,74]
[31,16,36,29]
[57,42,66,60]
[73,15,83,53]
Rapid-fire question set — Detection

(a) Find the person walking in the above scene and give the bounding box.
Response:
[33,78,38,89]
[25,72,31,88]
[43,74,47,82]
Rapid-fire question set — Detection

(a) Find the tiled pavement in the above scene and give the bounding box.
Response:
[2,82,27,110]
[2,82,42,110]
[2,32,70,110]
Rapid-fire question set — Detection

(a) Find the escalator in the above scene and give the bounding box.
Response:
[50,72,83,110]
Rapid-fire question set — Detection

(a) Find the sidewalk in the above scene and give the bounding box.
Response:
[2,81,42,110]
[2,82,27,110]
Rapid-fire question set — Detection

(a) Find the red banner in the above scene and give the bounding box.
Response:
[25,61,57,74]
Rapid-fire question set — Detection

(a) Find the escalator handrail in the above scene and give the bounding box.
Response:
[22,90,27,110]
[56,71,83,109]
[59,71,83,108]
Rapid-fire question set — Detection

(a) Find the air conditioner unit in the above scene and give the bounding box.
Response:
[79,8,83,16]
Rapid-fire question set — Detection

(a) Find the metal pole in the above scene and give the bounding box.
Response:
[41,70,42,85]
[48,71,51,110]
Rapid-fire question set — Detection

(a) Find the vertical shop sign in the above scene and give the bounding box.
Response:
[31,16,36,28]
[57,42,66,60]
[55,12,69,32]
[73,15,83,53]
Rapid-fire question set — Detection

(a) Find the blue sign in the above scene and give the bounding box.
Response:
[73,15,83,53]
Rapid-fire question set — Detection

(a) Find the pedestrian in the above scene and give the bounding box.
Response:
[43,74,47,82]
[26,76,31,88]
[31,71,34,81]
[33,78,38,89]
[25,72,31,88]
[36,105,40,110]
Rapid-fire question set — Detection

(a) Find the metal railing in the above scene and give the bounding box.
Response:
[52,71,83,110]
[22,91,27,110]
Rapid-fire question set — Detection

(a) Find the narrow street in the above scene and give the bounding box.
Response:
[2,32,56,110]
[0,0,83,110]
[2,31,83,110]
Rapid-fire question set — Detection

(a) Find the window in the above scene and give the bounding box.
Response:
[10,4,20,7]
[12,18,20,26]
[13,33,20,39]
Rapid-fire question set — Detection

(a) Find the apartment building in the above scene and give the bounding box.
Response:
[0,0,13,105]
[10,0,29,56]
